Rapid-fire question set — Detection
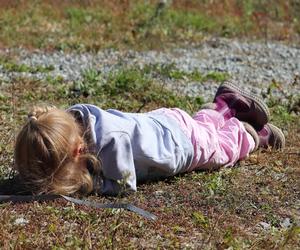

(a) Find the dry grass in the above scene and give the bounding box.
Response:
[0,0,299,248]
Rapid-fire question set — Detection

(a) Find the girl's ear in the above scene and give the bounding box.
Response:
[73,145,82,158]
[73,138,84,159]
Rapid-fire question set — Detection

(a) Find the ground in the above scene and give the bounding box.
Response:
[0,1,299,249]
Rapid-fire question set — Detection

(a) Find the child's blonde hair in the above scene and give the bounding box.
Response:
[14,106,100,195]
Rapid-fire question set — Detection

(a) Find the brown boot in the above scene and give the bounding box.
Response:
[203,81,270,130]
[258,123,285,150]
[241,122,285,151]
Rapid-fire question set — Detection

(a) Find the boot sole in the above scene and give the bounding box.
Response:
[217,81,270,126]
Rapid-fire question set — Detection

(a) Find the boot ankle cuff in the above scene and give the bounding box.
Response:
[200,102,217,110]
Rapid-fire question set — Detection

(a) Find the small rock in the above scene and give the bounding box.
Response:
[259,221,271,230]
[154,190,164,196]
[280,218,292,228]
[14,217,29,226]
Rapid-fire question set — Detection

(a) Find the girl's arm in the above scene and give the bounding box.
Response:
[100,132,137,196]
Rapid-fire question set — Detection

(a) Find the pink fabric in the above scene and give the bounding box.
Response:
[163,108,255,171]
[215,97,235,121]
[257,125,270,147]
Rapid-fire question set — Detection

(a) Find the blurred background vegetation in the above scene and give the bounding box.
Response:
[0,0,299,51]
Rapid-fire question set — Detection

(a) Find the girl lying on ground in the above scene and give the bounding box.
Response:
[14,82,285,196]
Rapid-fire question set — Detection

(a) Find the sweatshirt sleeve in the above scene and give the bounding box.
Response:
[100,132,137,196]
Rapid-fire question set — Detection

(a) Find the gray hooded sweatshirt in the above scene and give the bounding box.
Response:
[68,104,194,195]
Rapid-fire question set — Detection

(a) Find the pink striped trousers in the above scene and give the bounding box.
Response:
[162,108,255,171]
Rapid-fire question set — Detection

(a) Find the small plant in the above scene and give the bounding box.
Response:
[220,227,240,249]
[203,71,229,82]
[204,172,225,196]
[143,63,229,83]
[71,68,102,97]
[0,58,55,74]
[260,203,280,227]
[66,66,203,112]
[264,80,299,126]
[106,68,150,94]
[46,75,64,85]
[192,211,209,228]
[66,7,93,26]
